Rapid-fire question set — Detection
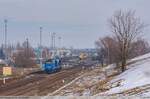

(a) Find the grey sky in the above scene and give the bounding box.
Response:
[0,0,149,48]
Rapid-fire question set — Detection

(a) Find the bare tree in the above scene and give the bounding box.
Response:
[95,41,106,67]
[96,36,120,66]
[13,41,36,68]
[129,38,150,58]
[109,10,145,72]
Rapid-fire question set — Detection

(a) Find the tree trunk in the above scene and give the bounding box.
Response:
[121,50,127,72]
[121,59,126,72]
[101,61,104,67]
[101,58,104,67]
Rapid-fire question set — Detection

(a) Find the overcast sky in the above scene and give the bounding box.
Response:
[0,0,149,49]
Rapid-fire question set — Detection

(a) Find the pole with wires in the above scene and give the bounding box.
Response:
[53,32,56,50]
[4,19,8,61]
[58,36,62,49]
[40,27,42,59]
[39,27,43,67]
[50,32,54,49]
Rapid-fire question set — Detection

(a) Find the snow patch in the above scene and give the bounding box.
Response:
[101,53,150,95]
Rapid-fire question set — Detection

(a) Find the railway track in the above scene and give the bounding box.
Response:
[0,67,82,96]
[0,61,98,96]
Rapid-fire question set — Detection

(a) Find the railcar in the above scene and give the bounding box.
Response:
[42,58,61,73]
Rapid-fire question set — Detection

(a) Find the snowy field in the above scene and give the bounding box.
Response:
[100,53,150,96]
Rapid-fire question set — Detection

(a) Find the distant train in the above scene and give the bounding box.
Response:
[42,57,61,73]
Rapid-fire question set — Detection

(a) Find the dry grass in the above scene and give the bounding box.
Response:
[109,84,150,96]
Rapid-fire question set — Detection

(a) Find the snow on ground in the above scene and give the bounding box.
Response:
[129,53,150,62]
[141,91,150,97]
[51,67,106,96]
[99,53,150,96]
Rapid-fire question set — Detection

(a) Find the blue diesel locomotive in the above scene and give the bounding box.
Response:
[42,58,61,73]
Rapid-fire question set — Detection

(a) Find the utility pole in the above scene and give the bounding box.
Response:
[40,27,42,58]
[51,32,56,50]
[39,27,43,67]
[26,38,29,49]
[53,32,56,49]
[58,36,62,49]
[51,32,54,49]
[4,19,8,60]
[50,32,56,58]
[26,38,29,58]
[49,32,51,50]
